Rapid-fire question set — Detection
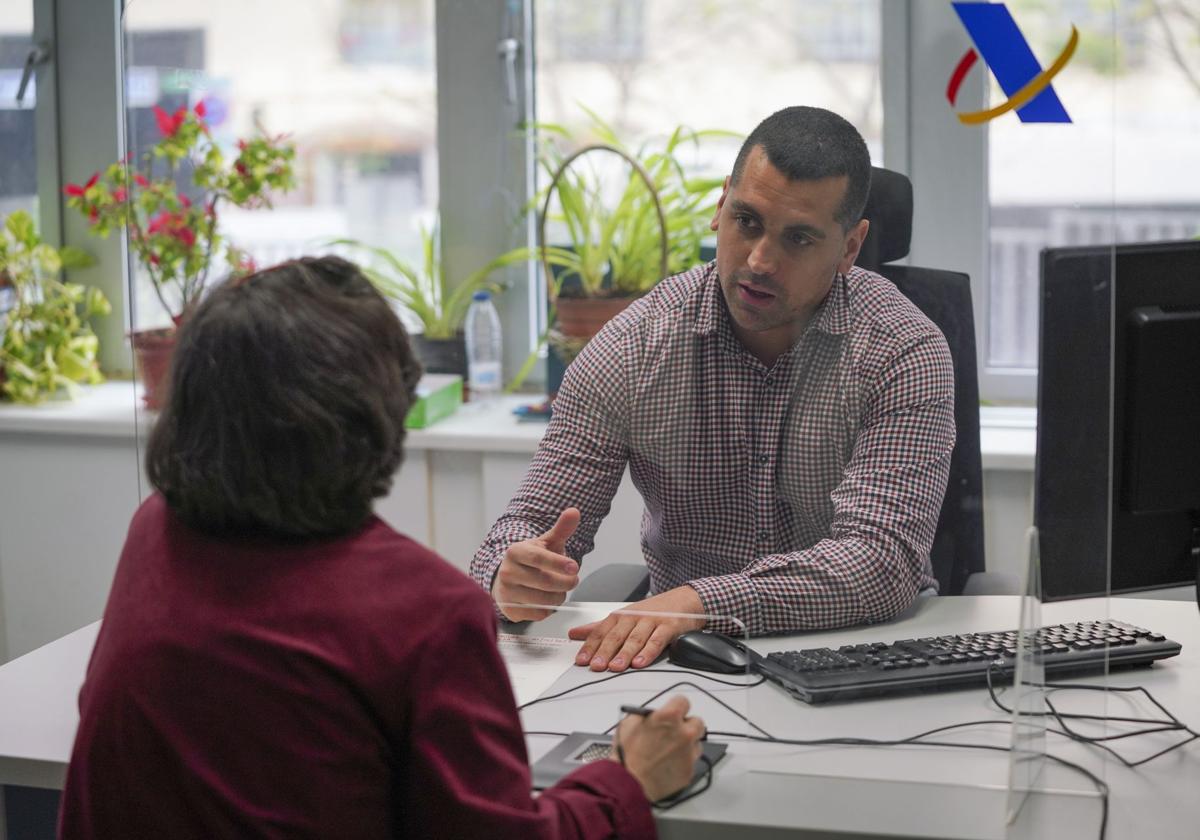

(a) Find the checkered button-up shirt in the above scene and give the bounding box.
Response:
[471,262,954,635]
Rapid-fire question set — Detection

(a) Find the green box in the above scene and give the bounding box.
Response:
[403,372,458,427]
[404,374,463,429]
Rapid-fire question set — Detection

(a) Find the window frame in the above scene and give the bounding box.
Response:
[43,0,1034,401]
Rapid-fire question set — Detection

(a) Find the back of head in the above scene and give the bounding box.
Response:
[146,255,422,539]
[731,106,872,231]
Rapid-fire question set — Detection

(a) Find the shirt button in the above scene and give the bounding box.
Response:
[757,453,770,465]
[757,530,770,542]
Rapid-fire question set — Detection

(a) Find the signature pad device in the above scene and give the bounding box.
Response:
[668,630,758,674]
[532,732,728,792]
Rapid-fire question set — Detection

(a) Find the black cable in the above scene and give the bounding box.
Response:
[984,663,1200,767]
[520,653,1196,840]
[517,666,764,712]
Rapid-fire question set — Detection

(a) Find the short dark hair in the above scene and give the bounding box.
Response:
[146,256,423,539]
[730,106,871,231]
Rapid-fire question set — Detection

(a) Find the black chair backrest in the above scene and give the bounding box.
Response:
[856,167,986,594]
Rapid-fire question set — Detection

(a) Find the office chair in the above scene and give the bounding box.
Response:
[855,166,1013,595]
[571,167,1016,602]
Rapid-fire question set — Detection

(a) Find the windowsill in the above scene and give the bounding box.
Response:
[0,382,1039,469]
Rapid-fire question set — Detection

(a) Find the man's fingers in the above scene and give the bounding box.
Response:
[539,507,581,554]
[574,616,617,665]
[501,555,578,593]
[590,618,636,672]
[567,621,599,641]
[609,618,657,672]
[630,624,674,669]
[497,603,554,622]
[502,583,568,608]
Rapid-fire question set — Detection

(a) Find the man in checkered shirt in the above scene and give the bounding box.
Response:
[472,106,954,673]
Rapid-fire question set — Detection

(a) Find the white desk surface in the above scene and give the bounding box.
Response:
[1,597,1195,839]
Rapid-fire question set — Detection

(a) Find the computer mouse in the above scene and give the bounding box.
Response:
[668,630,757,674]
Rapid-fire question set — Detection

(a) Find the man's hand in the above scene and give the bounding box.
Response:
[568,586,705,672]
[491,508,581,622]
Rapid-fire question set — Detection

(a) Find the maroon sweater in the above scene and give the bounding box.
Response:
[59,495,653,839]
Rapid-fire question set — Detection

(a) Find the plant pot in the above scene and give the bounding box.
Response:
[130,328,176,410]
[412,333,468,381]
[554,296,635,339]
[547,296,636,398]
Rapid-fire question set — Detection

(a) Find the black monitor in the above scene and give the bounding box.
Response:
[1035,239,1200,601]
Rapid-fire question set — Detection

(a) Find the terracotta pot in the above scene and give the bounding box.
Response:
[554,297,635,339]
[130,328,176,410]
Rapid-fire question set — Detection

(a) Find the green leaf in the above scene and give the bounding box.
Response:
[5,210,35,247]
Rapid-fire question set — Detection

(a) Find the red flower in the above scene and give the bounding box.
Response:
[153,105,174,137]
[64,172,99,197]
[147,210,197,248]
[194,100,207,118]
[88,207,99,224]
[153,105,188,137]
[134,174,150,188]
[179,194,192,209]
[235,161,248,176]
[112,188,127,202]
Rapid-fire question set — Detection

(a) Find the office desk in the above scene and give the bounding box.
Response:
[1,597,1196,839]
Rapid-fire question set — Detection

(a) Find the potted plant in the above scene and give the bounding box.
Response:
[0,210,110,404]
[519,113,737,391]
[332,218,531,383]
[64,101,295,408]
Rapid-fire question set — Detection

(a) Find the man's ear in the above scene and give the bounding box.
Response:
[837,218,870,274]
[709,176,730,232]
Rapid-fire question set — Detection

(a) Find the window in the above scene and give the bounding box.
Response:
[541,0,643,63]
[793,0,881,63]
[533,0,884,342]
[339,0,434,66]
[987,0,1200,370]
[0,3,38,320]
[536,0,882,162]
[122,0,438,329]
[0,7,38,223]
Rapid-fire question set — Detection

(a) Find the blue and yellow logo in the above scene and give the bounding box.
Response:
[947,1,1078,125]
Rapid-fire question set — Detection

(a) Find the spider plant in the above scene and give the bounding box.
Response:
[534,109,738,298]
[331,220,530,339]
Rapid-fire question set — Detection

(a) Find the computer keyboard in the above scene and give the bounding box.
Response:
[757,620,1182,704]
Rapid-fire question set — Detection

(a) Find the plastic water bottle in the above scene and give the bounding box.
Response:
[464,290,503,401]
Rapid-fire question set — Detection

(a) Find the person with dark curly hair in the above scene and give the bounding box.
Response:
[58,256,703,839]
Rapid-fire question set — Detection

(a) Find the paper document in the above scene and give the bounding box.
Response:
[497,633,578,706]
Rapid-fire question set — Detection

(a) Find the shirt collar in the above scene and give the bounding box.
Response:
[695,263,853,339]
